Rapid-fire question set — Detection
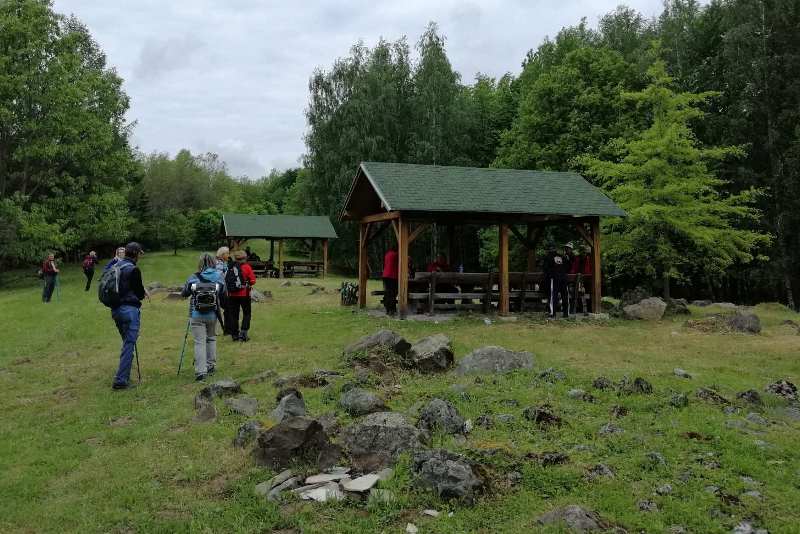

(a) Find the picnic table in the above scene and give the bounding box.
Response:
[282,260,324,278]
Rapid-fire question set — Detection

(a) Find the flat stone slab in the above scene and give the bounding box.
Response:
[305,473,351,484]
[341,474,380,492]
[225,396,258,417]
[299,482,345,502]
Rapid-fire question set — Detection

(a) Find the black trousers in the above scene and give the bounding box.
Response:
[382,278,398,314]
[42,274,56,302]
[547,275,569,317]
[84,268,94,291]
[228,295,252,336]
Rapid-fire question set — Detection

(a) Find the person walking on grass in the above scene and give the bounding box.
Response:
[41,253,59,303]
[82,251,98,291]
[104,246,125,271]
[181,253,225,381]
[226,250,256,342]
[382,245,398,316]
[110,242,146,390]
[215,246,231,332]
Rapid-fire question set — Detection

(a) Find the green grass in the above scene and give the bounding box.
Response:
[1,250,799,533]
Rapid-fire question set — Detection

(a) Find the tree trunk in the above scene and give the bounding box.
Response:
[784,272,796,311]
[662,273,670,300]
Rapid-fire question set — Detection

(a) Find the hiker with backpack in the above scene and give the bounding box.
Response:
[82,251,98,291]
[41,253,59,303]
[226,250,256,342]
[104,247,125,271]
[181,253,225,381]
[98,242,146,390]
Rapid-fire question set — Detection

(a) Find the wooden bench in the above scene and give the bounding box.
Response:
[283,261,323,277]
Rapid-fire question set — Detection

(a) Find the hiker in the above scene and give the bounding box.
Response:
[215,246,231,333]
[104,247,125,271]
[226,250,256,341]
[245,246,261,262]
[543,245,570,319]
[82,251,98,291]
[41,253,59,303]
[382,245,398,315]
[109,242,146,390]
[181,253,225,381]
[215,246,230,274]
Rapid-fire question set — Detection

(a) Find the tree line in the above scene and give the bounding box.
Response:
[2,0,798,306]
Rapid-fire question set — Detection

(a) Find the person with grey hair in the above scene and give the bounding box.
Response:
[181,252,225,381]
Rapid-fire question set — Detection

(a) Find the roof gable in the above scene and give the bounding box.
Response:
[222,214,338,239]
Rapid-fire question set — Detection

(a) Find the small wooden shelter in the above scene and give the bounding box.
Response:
[220,213,338,278]
[341,162,626,317]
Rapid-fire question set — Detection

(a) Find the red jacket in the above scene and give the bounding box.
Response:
[382,250,398,279]
[228,262,256,297]
[570,255,592,275]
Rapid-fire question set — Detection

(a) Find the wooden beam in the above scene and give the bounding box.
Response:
[408,222,431,245]
[574,222,593,248]
[366,220,388,244]
[278,240,284,279]
[398,216,410,318]
[322,239,328,279]
[361,211,400,224]
[391,220,399,242]
[358,223,369,308]
[591,217,601,313]
[499,224,510,315]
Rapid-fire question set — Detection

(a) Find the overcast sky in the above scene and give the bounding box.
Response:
[53,0,666,178]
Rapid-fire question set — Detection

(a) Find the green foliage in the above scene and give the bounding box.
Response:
[579,60,771,292]
[191,208,223,251]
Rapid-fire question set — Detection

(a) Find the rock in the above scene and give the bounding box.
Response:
[666,298,690,316]
[742,490,763,500]
[568,388,596,402]
[405,524,418,534]
[404,334,454,372]
[339,388,388,416]
[538,367,567,382]
[656,483,673,495]
[586,464,615,480]
[317,412,340,436]
[475,414,494,428]
[266,476,301,501]
[305,472,350,484]
[599,423,624,435]
[592,376,614,390]
[422,509,440,518]
[645,451,667,468]
[198,379,242,400]
[454,346,534,375]
[737,390,762,404]
[691,299,712,307]
[253,416,341,470]
[496,414,515,424]
[674,368,692,379]
[193,399,217,423]
[696,387,730,405]
[299,481,344,502]
[413,449,483,501]
[233,420,263,447]
[341,474,380,492]
[732,521,769,534]
[341,412,427,470]
[669,526,688,534]
[723,406,740,415]
[255,469,295,496]
[274,371,339,389]
[623,297,667,320]
[765,379,798,401]
[618,376,653,395]
[638,499,658,512]
[535,505,613,531]
[343,329,411,360]
[669,393,689,408]
[225,396,258,417]
[746,412,768,426]
[272,391,306,422]
[418,398,466,435]
[535,452,570,466]
[610,405,629,418]
[523,404,564,428]
[727,313,761,334]
[249,288,272,302]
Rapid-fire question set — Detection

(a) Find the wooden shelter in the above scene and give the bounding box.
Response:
[220,213,338,278]
[341,162,626,317]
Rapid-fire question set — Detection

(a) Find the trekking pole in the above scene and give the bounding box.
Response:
[177,319,191,376]
[134,343,142,383]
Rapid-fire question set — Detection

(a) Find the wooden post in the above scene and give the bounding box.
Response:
[526,224,535,272]
[278,240,284,279]
[358,224,368,308]
[591,217,601,313]
[322,239,328,279]
[269,239,275,262]
[398,216,409,318]
[499,224,510,315]
[447,225,456,269]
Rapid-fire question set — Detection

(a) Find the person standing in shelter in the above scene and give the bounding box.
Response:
[382,245,399,316]
[226,250,256,342]
[181,253,225,381]
[543,245,569,319]
[110,242,146,390]
[41,253,59,303]
[215,246,231,332]
[104,247,125,271]
[82,251,98,291]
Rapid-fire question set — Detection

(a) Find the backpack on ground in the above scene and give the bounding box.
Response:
[193,273,220,313]
[98,261,130,308]
[225,263,245,292]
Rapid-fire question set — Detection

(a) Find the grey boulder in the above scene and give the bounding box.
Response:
[343,329,410,359]
[455,346,534,375]
[233,420,263,448]
[417,398,465,434]
[623,297,667,321]
[404,334,454,372]
[413,449,483,502]
[225,396,258,417]
[339,387,388,416]
[252,416,341,470]
[535,505,614,532]
[727,313,761,334]
[341,412,427,470]
[272,390,306,422]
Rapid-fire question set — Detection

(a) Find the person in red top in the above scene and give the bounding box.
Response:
[226,250,257,341]
[41,253,59,303]
[382,245,398,315]
[426,253,451,273]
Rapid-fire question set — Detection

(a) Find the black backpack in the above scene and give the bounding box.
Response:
[193,273,220,313]
[225,263,245,292]
[98,261,131,308]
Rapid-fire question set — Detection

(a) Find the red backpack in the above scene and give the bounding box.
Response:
[82,256,94,270]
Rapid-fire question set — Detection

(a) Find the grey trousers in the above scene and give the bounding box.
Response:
[190,316,217,375]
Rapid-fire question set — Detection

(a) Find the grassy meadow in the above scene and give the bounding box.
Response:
[1,250,799,533]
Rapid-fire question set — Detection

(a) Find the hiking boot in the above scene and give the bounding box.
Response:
[195,373,207,382]
[112,382,137,391]
[240,329,249,342]
[231,333,240,342]
[207,366,216,376]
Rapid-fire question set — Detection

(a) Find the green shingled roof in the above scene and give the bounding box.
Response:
[221,214,338,239]
[355,161,626,217]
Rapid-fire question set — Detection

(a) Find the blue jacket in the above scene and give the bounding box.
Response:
[181,268,225,319]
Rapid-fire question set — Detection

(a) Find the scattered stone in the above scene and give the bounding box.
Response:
[535,505,614,531]
[778,404,800,422]
[506,471,523,486]
[413,448,483,501]
[317,412,340,437]
[656,483,673,495]
[691,299,712,307]
[496,414,515,424]
[666,298,690,316]
[418,398,466,435]
[193,400,217,423]
[645,451,667,468]
[723,406,740,415]
[746,412,768,426]
[714,302,740,310]
[669,526,688,534]
[742,490,763,500]
[339,388,388,416]
[696,387,730,405]
[610,405,629,418]
[225,396,259,417]
[422,509,440,518]
[501,398,520,407]
[455,346,534,375]
[475,414,494,428]
[341,412,427,470]
[681,431,711,442]
[618,376,653,395]
[341,474,380,492]
[705,485,720,494]
[532,452,570,466]
[405,523,418,534]
[727,312,761,334]
[568,388,596,402]
[404,334,454,372]
[279,280,291,287]
[272,390,306,422]
[255,469,295,496]
[274,370,340,389]
[198,379,242,401]
[638,499,658,512]
[765,379,798,401]
[674,368,692,379]
[586,464,615,480]
[463,419,473,434]
[249,288,272,302]
[781,319,800,334]
[343,329,411,360]
[233,420,263,447]
[599,423,624,436]
[623,297,667,320]
[253,416,341,470]
[267,476,301,501]
[299,482,344,502]
[305,472,350,484]
[670,393,689,408]
[732,521,769,534]
[538,367,567,382]
[740,475,760,486]
[592,376,614,390]
[523,404,564,428]
[737,390,762,404]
